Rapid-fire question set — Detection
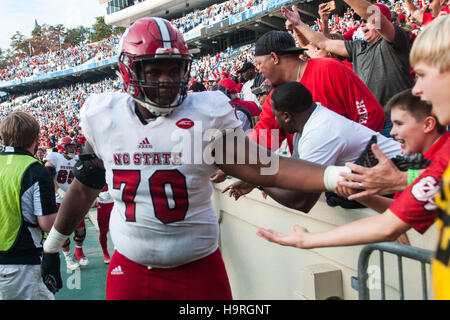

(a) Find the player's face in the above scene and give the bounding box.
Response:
[390,107,427,154]
[35,149,45,161]
[412,63,450,125]
[63,144,76,159]
[139,59,186,106]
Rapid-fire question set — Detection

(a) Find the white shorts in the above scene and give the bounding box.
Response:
[0,264,54,300]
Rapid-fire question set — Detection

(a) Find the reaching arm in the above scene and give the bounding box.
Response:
[405,0,424,23]
[53,179,102,235]
[342,0,396,43]
[215,130,326,192]
[282,5,349,58]
[260,187,321,213]
[318,3,331,36]
[257,209,410,249]
[223,180,321,213]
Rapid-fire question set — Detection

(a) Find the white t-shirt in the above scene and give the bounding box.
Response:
[293,104,401,165]
[43,152,78,204]
[241,79,258,105]
[80,91,242,268]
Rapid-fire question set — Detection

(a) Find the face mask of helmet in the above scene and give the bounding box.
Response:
[127,57,191,116]
[117,17,193,117]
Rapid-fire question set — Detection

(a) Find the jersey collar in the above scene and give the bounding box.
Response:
[0,146,33,157]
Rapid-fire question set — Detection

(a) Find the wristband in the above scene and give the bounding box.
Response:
[43,227,70,253]
[407,169,419,186]
[323,165,352,191]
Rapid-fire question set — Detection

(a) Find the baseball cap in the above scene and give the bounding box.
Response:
[218,78,237,94]
[373,3,392,21]
[255,31,306,56]
[237,61,255,73]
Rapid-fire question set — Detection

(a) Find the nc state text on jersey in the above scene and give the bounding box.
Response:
[113,152,182,166]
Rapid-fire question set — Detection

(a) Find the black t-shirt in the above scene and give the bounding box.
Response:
[345,25,413,108]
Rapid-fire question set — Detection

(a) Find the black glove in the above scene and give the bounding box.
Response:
[354,135,431,171]
[390,153,431,171]
[41,252,63,294]
[354,135,379,168]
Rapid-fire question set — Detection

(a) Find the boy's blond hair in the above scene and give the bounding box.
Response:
[410,15,450,73]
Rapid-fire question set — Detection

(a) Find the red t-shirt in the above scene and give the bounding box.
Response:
[248,58,385,152]
[422,7,450,25]
[389,138,450,234]
[393,131,450,200]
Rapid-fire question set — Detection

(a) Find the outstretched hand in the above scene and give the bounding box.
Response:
[282,5,303,30]
[338,143,405,200]
[318,3,331,21]
[256,225,310,248]
[210,169,227,183]
[222,180,255,200]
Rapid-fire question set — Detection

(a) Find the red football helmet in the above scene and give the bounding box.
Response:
[57,136,77,159]
[118,17,193,116]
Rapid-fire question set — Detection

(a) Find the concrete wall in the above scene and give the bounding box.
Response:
[212,179,437,300]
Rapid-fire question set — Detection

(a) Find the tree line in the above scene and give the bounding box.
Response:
[0,17,125,69]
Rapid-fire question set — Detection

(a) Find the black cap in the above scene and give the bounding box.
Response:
[255,31,306,56]
[237,61,255,73]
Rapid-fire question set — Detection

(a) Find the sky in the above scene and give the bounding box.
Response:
[0,0,107,51]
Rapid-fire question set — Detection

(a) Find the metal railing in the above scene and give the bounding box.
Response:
[356,242,433,300]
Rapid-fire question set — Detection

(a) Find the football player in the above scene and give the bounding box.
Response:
[42,17,343,299]
[44,136,88,269]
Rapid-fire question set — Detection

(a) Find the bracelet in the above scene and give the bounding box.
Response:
[323,165,352,191]
[43,227,70,253]
[407,169,420,186]
[256,185,263,191]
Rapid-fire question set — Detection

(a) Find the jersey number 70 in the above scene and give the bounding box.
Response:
[112,169,189,224]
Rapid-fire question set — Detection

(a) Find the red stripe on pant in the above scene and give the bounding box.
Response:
[106,249,232,300]
[97,202,113,251]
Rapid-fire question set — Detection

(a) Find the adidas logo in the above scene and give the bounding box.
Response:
[111,266,124,275]
[138,137,153,149]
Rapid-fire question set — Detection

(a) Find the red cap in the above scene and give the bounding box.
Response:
[220,71,229,78]
[373,3,392,21]
[398,13,406,21]
[218,78,237,94]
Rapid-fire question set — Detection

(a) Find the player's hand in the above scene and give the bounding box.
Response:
[334,184,359,199]
[41,252,63,294]
[338,144,406,200]
[210,169,227,183]
[395,233,411,246]
[222,180,255,200]
[318,3,331,21]
[256,225,310,248]
[282,5,303,30]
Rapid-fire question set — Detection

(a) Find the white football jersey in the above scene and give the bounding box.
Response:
[44,152,78,203]
[80,91,242,268]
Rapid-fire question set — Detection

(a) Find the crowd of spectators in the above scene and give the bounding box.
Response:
[0,36,119,82]
[0,77,120,149]
[172,0,267,34]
